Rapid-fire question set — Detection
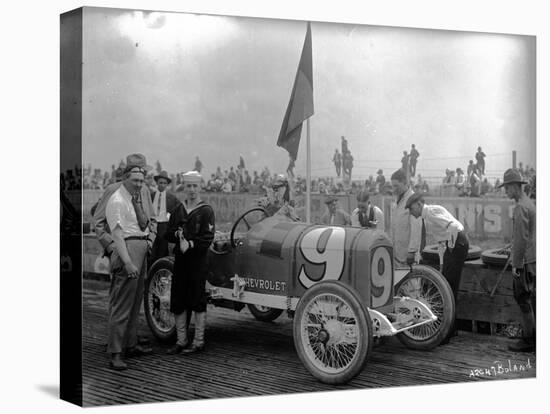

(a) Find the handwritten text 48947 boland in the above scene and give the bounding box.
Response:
[469,359,532,378]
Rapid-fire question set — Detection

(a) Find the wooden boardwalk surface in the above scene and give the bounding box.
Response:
[82,279,536,407]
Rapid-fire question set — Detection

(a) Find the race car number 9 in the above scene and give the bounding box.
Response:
[370,247,392,308]
[298,227,346,289]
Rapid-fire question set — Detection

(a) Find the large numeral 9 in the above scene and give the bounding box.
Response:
[298,227,346,288]
[370,247,392,308]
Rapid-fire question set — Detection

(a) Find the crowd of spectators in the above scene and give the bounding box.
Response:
[64,147,535,202]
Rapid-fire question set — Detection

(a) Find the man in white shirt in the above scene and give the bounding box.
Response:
[406,192,469,343]
[351,190,384,230]
[105,155,156,370]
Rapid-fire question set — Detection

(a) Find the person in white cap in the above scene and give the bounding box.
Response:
[166,171,215,355]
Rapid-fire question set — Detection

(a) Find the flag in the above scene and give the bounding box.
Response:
[277,22,314,161]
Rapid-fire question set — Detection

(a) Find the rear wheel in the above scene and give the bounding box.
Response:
[247,304,283,322]
[293,281,372,384]
[395,265,455,350]
[144,257,176,343]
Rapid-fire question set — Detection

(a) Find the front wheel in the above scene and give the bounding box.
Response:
[247,304,283,322]
[293,281,372,384]
[144,257,177,343]
[395,265,455,350]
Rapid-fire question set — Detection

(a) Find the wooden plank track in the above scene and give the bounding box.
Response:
[82,279,536,407]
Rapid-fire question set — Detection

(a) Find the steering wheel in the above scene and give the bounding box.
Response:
[230,207,268,248]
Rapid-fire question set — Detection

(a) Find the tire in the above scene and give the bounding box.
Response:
[247,304,283,322]
[395,265,455,350]
[481,247,510,266]
[421,244,482,263]
[144,257,177,343]
[293,281,372,384]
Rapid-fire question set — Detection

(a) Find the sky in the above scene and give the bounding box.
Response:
[81,7,536,180]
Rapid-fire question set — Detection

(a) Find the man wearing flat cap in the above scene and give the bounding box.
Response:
[166,171,216,355]
[150,171,181,264]
[93,154,156,260]
[93,154,156,364]
[499,169,536,352]
[320,196,351,226]
[406,192,468,344]
[103,153,157,370]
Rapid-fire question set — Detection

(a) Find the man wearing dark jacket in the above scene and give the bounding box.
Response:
[150,170,181,264]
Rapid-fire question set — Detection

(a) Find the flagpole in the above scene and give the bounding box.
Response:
[306,118,311,224]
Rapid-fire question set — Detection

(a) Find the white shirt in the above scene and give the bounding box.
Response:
[106,185,149,239]
[152,190,168,222]
[421,204,464,243]
[351,204,385,230]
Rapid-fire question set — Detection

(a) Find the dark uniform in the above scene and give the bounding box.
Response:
[166,201,215,315]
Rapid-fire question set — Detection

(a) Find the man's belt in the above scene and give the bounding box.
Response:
[125,235,149,241]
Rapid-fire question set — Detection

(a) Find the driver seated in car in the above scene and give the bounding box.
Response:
[256,174,300,221]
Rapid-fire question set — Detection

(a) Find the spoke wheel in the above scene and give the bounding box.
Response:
[247,304,283,322]
[293,281,372,384]
[395,265,455,350]
[144,257,176,343]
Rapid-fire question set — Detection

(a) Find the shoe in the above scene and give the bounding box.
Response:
[508,338,535,353]
[166,343,189,355]
[180,344,205,355]
[125,344,153,358]
[109,353,127,371]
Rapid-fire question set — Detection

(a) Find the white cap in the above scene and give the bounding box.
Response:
[182,170,202,183]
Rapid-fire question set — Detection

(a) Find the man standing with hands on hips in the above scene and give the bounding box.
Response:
[405,192,469,344]
[166,171,216,355]
[105,154,156,370]
[498,169,536,352]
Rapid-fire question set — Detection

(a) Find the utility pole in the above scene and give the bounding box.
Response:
[512,150,517,169]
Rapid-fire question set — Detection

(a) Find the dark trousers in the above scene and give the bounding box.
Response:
[150,221,169,264]
[441,231,469,301]
[410,160,417,177]
[107,239,148,354]
[513,263,536,339]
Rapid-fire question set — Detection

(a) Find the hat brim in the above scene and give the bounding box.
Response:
[124,164,153,174]
[154,175,172,183]
[497,180,527,188]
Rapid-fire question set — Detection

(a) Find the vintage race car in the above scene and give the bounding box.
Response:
[144,207,455,384]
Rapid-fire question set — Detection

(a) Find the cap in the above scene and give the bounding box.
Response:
[182,171,202,184]
[405,192,424,209]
